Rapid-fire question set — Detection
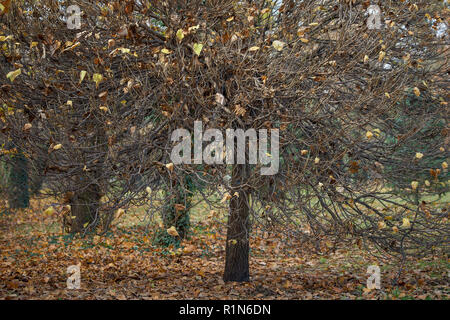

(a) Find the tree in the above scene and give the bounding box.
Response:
[133,0,448,281]
[2,145,29,209]
[0,0,168,233]
[1,0,448,282]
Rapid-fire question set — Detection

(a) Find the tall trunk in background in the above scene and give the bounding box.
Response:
[163,175,192,239]
[28,147,47,196]
[223,163,250,282]
[7,151,29,209]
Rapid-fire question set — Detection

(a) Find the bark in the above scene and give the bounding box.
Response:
[223,163,250,282]
[6,151,29,209]
[28,148,46,196]
[163,175,191,239]
[67,125,106,234]
[68,183,101,234]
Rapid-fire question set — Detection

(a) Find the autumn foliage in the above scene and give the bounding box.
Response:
[0,0,448,286]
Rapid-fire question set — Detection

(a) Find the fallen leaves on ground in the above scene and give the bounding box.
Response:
[0,200,448,300]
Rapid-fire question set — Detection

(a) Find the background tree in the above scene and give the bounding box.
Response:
[0,0,169,233]
[1,145,29,209]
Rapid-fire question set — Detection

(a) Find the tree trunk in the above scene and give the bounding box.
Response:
[68,183,101,234]
[28,148,46,196]
[223,163,250,282]
[7,151,29,209]
[67,124,106,234]
[163,175,192,239]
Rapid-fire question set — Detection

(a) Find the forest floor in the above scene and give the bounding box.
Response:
[0,197,448,300]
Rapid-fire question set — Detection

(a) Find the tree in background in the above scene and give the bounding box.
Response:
[0,0,168,233]
[1,146,29,209]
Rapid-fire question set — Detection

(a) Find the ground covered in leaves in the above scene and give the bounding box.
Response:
[0,199,448,300]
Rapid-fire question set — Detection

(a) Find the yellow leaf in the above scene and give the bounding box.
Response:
[413,87,420,97]
[167,226,179,237]
[176,29,184,41]
[366,131,373,139]
[165,163,174,171]
[226,17,234,22]
[402,218,411,228]
[116,208,125,218]
[378,51,386,62]
[415,152,423,159]
[442,161,448,169]
[314,157,320,164]
[161,48,171,54]
[188,25,200,32]
[248,46,260,52]
[30,41,38,49]
[6,69,21,82]
[0,35,12,41]
[120,48,131,54]
[193,43,203,56]
[83,222,89,228]
[79,70,87,84]
[44,206,55,216]
[53,144,62,150]
[411,181,419,190]
[146,186,152,194]
[228,239,237,245]
[93,73,103,88]
[300,38,309,43]
[272,40,285,51]
[220,192,232,203]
